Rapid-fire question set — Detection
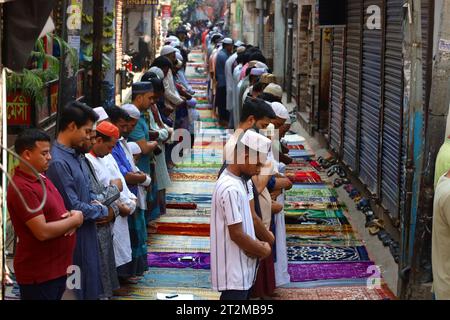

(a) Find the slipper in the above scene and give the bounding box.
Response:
[357,198,370,210]
[333,178,344,188]
[367,218,384,235]
[377,229,393,246]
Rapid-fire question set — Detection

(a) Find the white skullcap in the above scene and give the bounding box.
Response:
[264,83,283,99]
[160,45,176,56]
[175,52,183,61]
[121,104,141,120]
[234,40,244,47]
[240,130,272,154]
[148,66,164,80]
[222,38,233,45]
[250,67,266,76]
[93,107,108,122]
[127,142,142,155]
[271,102,289,120]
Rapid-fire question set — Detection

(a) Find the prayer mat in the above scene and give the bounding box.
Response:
[147,252,210,269]
[285,196,338,203]
[284,209,345,218]
[282,278,370,288]
[286,171,323,184]
[151,222,210,237]
[285,216,350,227]
[165,208,211,216]
[166,193,212,205]
[288,261,374,282]
[156,215,210,224]
[175,162,222,168]
[136,268,211,288]
[284,202,341,210]
[287,187,337,197]
[286,224,353,233]
[286,234,363,247]
[165,202,198,210]
[273,284,396,300]
[290,183,328,190]
[148,234,210,252]
[113,286,220,300]
[287,245,370,263]
[170,172,218,182]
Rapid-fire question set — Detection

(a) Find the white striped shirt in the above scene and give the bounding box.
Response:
[210,169,257,291]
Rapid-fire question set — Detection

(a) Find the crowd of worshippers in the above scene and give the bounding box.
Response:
[5,23,296,300]
[201,24,289,130]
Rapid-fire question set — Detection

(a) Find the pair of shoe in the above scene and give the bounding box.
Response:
[327,165,347,178]
[356,198,370,211]
[318,156,337,169]
[333,177,350,188]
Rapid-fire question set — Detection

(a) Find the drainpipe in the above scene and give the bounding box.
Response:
[286,0,294,103]
[399,0,424,299]
[92,0,104,108]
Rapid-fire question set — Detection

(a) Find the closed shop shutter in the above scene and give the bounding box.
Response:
[329,27,345,153]
[342,0,362,171]
[359,0,383,194]
[380,0,404,218]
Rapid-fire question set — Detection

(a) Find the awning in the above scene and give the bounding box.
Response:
[3,0,57,71]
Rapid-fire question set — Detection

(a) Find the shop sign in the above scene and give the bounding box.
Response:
[7,93,31,126]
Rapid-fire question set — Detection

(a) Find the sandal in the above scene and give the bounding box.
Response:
[367,218,385,235]
[333,178,344,188]
[357,198,370,211]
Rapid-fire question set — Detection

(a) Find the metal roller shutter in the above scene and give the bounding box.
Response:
[342,0,362,171]
[359,0,383,194]
[380,0,404,218]
[329,28,345,154]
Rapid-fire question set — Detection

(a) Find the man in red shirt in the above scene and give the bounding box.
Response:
[7,129,84,300]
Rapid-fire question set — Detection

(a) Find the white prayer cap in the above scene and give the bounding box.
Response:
[264,83,283,99]
[93,107,108,122]
[127,142,142,155]
[234,40,244,47]
[121,104,140,120]
[160,45,176,56]
[222,38,233,45]
[175,52,183,61]
[148,66,164,80]
[240,130,272,155]
[271,102,289,120]
[250,67,266,76]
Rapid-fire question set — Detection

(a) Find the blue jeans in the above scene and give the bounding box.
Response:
[220,289,250,300]
[19,276,67,300]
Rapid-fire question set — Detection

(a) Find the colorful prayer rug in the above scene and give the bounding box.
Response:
[113,286,220,300]
[148,234,210,252]
[287,245,370,263]
[151,222,210,236]
[147,252,210,269]
[288,261,374,282]
[273,284,396,300]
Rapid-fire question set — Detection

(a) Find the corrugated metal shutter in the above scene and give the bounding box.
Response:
[359,0,383,194]
[342,0,362,171]
[329,27,345,153]
[381,0,404,218]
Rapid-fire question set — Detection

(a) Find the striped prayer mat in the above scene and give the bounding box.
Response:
[127,268,211,289]
[151,222,210,237]
[148,234,210,252]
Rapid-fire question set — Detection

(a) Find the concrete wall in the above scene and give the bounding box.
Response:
[273,0,286,85]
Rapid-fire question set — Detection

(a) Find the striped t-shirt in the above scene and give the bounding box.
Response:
[210,169,257,291]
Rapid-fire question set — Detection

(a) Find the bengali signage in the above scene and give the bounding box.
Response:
[7,93,31,126]
[161,4,171,18]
